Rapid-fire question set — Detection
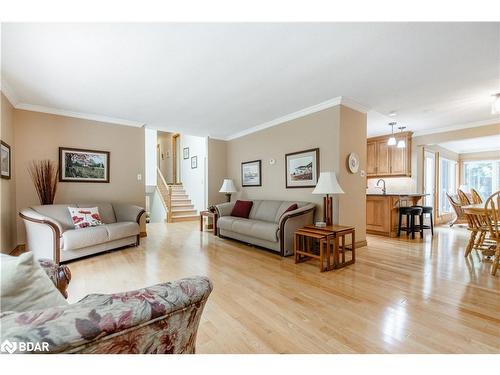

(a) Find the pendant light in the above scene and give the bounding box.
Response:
[387,122,397,146]
[397,126,406,148]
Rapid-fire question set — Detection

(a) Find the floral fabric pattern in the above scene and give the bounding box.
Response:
[0,276,212,354]
[68,207,103,228]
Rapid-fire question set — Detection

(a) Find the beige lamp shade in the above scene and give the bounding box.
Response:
[219,179,237,193]
[312,172,344,195]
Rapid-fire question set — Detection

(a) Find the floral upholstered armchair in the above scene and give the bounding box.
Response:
[1,258,213,354]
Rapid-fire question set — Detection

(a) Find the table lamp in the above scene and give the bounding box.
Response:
[219,179,237,202]
[312,172,344,226]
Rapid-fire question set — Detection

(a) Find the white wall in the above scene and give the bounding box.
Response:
[145,128,157,187]
[180,134,207,213]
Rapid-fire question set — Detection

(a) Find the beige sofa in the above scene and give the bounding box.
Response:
[215,200,315,256]
[20,203,145,263]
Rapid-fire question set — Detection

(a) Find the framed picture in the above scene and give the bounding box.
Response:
[59,147,110,183]
[1,140,11,180]
[285,148,319,188]
[183,147,189,159]
[241,160,262,187]
[191,155,198,169]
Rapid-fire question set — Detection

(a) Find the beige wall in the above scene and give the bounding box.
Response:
[338,106,367,242]
[207,138,227,206]
[14,109,146,243]
[157,131,173,183]
[225,104,367,243]
[1,93,17,253]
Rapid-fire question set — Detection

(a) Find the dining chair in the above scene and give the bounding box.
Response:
[470,188,483,204]
[483,191,500,276]
[457,189,472,205]
[446,192,467,227]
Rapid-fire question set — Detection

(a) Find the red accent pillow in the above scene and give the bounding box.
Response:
[231,200,253,218]
[281,203,298,219]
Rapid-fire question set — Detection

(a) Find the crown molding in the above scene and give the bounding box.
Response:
[0,81,20,107]
[15,103,145,127]
[225,96,368,141]
[413,118,500,137]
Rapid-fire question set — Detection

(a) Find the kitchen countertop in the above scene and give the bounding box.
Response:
[366,193,428,197]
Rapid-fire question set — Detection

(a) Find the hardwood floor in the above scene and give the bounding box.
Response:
[66,222,500,354]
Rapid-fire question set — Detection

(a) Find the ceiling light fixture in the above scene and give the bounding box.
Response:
[389,111,397,117]
[397,126,406,148]
[492,93,500,114]
[387,122,397,146]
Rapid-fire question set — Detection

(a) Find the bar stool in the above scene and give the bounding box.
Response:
[412,205,434,235]
[398,206,423,239]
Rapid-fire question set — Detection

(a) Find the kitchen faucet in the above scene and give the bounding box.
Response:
[376,179,386,195]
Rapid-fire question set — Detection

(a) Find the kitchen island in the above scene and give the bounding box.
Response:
[366,193,427,237]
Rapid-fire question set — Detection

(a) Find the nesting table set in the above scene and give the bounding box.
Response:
[294,225,356,272]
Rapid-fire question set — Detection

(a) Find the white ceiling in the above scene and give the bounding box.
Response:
[439,134,500,154]
[1,23,499,139]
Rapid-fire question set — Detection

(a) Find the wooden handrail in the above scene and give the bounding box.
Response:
[157,167,172,223]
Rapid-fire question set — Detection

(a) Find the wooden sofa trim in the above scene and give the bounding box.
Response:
[19,212,62,264]
[279,207,316,256]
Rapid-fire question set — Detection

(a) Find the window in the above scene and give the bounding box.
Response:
[439,158,457,214]
[463,160,500,199]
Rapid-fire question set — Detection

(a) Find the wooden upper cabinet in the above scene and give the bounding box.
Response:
[376,141,391,175]
[366,141,377,176]
[366,132,412,178]
[390,142,406,175]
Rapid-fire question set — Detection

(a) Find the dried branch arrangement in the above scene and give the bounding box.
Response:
[28,160,59,205]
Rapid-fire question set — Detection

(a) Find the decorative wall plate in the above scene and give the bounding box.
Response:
[347,152,360,174]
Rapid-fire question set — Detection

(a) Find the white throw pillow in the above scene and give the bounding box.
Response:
[68,206,103,229]
[0,252,68,312]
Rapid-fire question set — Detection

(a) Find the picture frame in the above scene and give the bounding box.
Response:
[1,140,11,180]
[241,160,262,187]
[59,147,110,183]
[183,147,189,160]
[285,148,319,188]
[191,155,198,169]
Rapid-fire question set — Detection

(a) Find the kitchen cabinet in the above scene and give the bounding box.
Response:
[366,132,412,178]
[366,193,426,237]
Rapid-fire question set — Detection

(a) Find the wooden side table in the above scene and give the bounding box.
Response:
[294,229,330,272]
[200,210,218,235]
[303,225,356,269]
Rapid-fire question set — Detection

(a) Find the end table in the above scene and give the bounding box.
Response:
[200,210,218,235]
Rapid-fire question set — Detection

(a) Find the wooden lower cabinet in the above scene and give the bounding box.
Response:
[366,196,395,236]
[366,194,425,237]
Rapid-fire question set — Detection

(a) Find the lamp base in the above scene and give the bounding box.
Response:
[225,193,232,203]
[323,196,333,226]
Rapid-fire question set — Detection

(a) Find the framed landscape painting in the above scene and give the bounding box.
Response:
[1,140,11,179]
[59,147,110,183]
[241,160,262,187]
[285,148,319,188]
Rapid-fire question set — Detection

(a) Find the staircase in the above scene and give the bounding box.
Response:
[157,168,198,222]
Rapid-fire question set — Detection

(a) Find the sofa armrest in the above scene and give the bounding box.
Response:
[279,204,316,256]
[0,276,213,354]
[19,209,63,263]
[38,259,72,299]
[215,202,235,217]
[112,203,146,223]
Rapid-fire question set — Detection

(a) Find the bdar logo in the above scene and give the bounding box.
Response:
[1,340,17,354]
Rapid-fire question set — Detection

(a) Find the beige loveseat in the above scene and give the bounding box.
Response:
[215,200,315,256]
[20,203,145,263]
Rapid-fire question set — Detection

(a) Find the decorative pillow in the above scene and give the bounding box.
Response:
[68,206,103,229]
[0,252,68,313]
[231,200,253,219]
[281,203,298,219]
